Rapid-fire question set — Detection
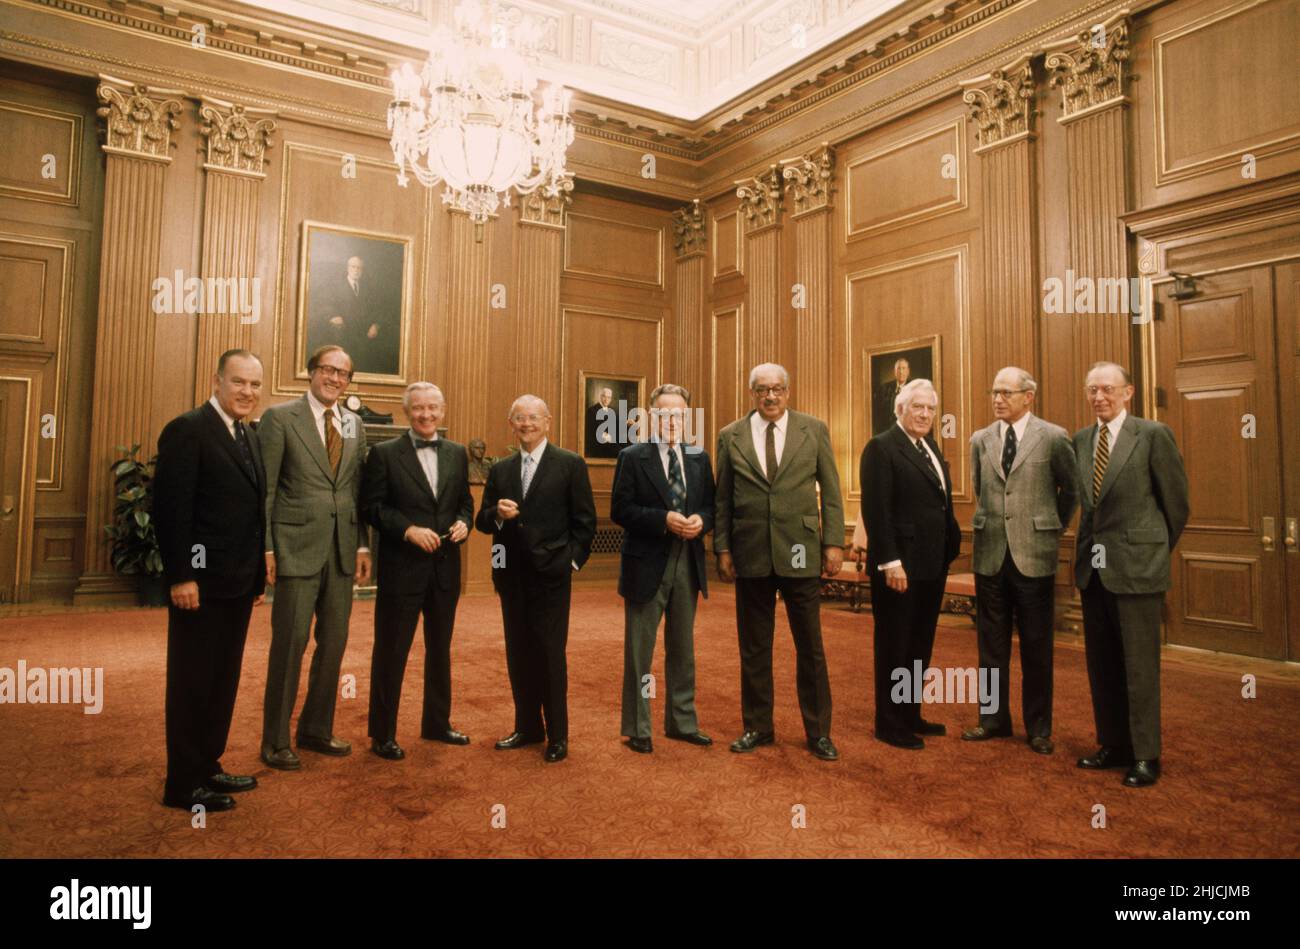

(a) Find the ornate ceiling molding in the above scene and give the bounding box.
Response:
[1044,9,1131,122]
[95,75,184,161]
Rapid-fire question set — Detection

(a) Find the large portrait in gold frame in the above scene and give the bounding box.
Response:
[296,221,410,383]
[577,370,645,465]
[864,335,941,436]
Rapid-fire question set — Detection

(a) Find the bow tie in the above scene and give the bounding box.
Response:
[414,439,437,450]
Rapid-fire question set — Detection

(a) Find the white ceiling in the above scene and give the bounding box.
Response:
[238,0,910,119]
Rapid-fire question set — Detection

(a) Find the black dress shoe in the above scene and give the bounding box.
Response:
[495,731,545,750]
[1077,745,1134,769]
[729,731,775,753]
[876,731,924,750]
[914,719,946,737]
[961,724,1012,741]
[261,747,301,771]
[665,730,713,746]
[544,741,568,763]
[807,737,839,760]
[1123,759,1160,787]
[206,773,257,793]
[1028,736,1055,755]
[423,728,470,745]
[163,787,235,812]
[371,738,405,760]
[297,735,352,756]
[627,736,653,754]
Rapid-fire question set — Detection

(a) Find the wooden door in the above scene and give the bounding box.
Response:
[0,378,29,603]
[1155,265,1289,658]
[1274,262,1300,660]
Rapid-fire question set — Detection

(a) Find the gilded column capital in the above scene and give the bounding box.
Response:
[735,165,783,233]
[199,98,277,177]
[781,143,835,215]
[519,175,574,228]
[1045,11,1131,122]
[671,199,706,256]
[960,57,1036,151]
[95,75,184,161]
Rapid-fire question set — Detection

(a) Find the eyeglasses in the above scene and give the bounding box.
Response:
[314,365,352,380]
[1085,385,1124,397]
[511,414,547,424]
[989,388,1029,399]
[752,385,787,396]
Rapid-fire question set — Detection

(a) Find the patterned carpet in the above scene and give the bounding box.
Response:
[1,589,1297,858]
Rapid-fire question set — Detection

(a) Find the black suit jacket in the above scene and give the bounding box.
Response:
[361,434,475,595]
[153,402,267,599]
[474,442,597,589]
[860,423,961,581]
[610,441,715,603]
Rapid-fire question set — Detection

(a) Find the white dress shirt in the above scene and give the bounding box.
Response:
[409,429,438,498]
[749,410,788,478]
[208,396,238,439]
[1094,408,1126,459]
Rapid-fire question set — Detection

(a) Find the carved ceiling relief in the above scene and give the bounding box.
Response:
[961,58,1036,149]
[1044,13,1131,119]
[96,78,184,160]
[671,198,707,255]
[199,99,277,175]
[752,0,820,61]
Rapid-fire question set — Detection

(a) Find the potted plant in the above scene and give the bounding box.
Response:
[105,444,166,606]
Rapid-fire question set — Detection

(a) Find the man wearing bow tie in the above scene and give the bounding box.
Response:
[475,395,596,763]
[361,382,475,760]
[860,378,962,750]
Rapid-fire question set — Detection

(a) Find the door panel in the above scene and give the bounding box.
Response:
[1274,263,1300,660]
[1156,266,1288,657]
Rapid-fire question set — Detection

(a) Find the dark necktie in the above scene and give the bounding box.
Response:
[1002,425,1017,476]
[765,421,779,484]
[666,446,686,513]
[324,411,341,476]
[1093,425,1110,503]
[233,421,257,480]
[414,439,437,451]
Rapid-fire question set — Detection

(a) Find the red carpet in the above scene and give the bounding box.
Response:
[1,590,1297,858]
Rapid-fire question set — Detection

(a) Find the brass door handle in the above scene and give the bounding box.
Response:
[0,495,13,516]
[1286,516,1298,550]
[1261,516,1275,551]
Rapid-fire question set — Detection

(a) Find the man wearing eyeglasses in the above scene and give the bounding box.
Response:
[475,395,596,763]
[962,367,1078,755]
[259,345,372,770]
[714,363,845,760]
[1074,361,1188,787]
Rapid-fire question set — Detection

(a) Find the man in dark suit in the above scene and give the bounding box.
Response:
[873,358,911,435]
[153,349,267,812]
[260,345,371,770]
[1074,361,1189,787]
[475,394,597,762]
[861,378,962,750]
[611,383,715,753]
[714,363,845,761]
[962,367,1078,754]
[585,385,622,459]
[313,256,398,376]
[361,382,475,761]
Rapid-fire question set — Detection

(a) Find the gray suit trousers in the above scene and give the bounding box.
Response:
[262,545,355,751]
[620,537,701,739]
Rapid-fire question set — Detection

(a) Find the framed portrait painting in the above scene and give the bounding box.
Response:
[297,221,410,383]
[865,335,941,436]
[578,371,644,464]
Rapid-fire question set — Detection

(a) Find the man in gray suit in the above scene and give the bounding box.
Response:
[715,363,845,760]
[962,367,1078,754]
[1074,361,1188,788]
[260,345,371,770]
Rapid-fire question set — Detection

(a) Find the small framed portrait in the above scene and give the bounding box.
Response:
[578,371,645,464]
[865,335,941,436]
[297,221,410,383]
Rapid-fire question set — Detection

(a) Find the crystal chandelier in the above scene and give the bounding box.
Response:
[387,0,574,237]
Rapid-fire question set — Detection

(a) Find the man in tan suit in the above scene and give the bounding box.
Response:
[714,363,845,760]
[260,345,371,770]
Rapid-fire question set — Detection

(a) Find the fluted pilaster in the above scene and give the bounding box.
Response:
[671,199,707,402]
[439,211,493,442]
[783,144,834,421]
[735,167,783,371]
[514,183,569,416]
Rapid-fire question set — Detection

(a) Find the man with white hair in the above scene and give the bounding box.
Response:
[476,394,597,763]
[963,367,1078,755]
[714,363,845,760]
[360,382,475,761]
[860,378,961,750]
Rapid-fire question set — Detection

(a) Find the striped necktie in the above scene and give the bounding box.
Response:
[521,454,535,499]
[1093,424,1110,503]
[666,446,686,513]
